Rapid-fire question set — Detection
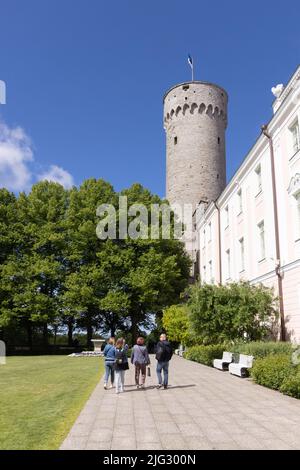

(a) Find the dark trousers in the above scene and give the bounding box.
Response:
[156,361,169,386]
[135,363,146,385]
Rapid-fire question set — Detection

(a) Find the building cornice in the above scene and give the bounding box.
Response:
[288,173,300,196]
[206,65,300,210]
[272,65,300,111]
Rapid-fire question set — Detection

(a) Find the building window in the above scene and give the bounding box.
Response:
[208,222,212,242]
[224,205,229,228]
[258,221,265,261]
[203,229,206,247]
[226,249,231,279]
[296,192,300,240]
[255,164,262,194]
[239,237,245,272]
[209,260,213,283]
[203,265,206,283]
[237,188,243,214]
[290,120,300,155]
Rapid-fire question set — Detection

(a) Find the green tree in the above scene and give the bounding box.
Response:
[62,178,116,346]
[0,182,69,346]
[188,281,277,344]
[0,179,191,348]
[101,183,191,342]
[162,304,192,346]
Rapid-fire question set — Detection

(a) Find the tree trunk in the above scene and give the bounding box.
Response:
[68,317,74,346]
[54,325,57,346]
[43,323,48,346]
[86,319,93,349]
[110,326,115,338]
[27,323,33,349]
[131,314,139,344]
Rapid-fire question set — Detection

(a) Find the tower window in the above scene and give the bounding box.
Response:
[218,137,220,144]
[182,85,189,91]
[174,136,177,145]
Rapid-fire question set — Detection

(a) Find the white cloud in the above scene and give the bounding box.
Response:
[38,165,74,189]
[0,119,74,191]
[0,121,33,191]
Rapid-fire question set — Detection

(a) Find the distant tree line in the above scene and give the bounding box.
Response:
[0,179,191,349]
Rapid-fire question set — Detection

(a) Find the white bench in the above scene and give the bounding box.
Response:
[213,351,233,371]
[229,354,254,377]
[175,349,185,357]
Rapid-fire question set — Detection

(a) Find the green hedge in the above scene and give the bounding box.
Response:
[280,372,300,399]
[250,354,295,390]
[183,341,300,399]
[183,344,226,366]
[232,341,293,359]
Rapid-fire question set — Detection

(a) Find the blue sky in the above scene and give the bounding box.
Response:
[0,0,299,196]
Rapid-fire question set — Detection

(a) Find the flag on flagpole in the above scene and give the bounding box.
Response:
[188,54,194,81]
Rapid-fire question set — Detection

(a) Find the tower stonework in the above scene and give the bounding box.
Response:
[164,81,228,212]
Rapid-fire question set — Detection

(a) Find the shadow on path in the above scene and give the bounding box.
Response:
[123,384,196,392]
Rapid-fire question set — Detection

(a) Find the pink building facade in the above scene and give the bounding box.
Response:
[194,65,300,342]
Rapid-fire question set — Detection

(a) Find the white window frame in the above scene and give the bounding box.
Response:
[208,222,212,242]
[289,119,300,156]
[203,265,206,283]
[295,191,300,241]
[255,164,262,194]
[258,220,265,261]
[208,259,213,283]
[224,205,229,228]
[237,188,243,214]
[239,237,245,272]
[226,249,231,280]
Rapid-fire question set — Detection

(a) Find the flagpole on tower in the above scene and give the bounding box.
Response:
[192,60,194,81]
[188,54,194,82]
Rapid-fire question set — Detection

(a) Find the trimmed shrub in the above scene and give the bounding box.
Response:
[232,341,294,359]
[280,372,300,399]
[184,344,226,367]
[250,354,295,390]
[187,281,277,344]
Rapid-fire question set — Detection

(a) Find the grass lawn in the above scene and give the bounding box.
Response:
[0,355,104,450]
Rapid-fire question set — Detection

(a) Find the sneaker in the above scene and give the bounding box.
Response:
[136,385,140,389]
[141,384,145,389]
[104,383,107,390]
[163,385,168,389]
[157,384,162,389]
[109,384,114,389]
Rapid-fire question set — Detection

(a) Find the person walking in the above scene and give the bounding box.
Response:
[131,337,150,389]
[103,337,115,390]
[114,338,129,394]
[155,333,173,389]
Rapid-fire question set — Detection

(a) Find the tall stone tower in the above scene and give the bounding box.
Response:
[164,81,228,212]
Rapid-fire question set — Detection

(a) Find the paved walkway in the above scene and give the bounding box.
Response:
[61,355,300,450]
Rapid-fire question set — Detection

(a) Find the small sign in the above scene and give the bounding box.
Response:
[0,80,6,104]
[0,340,6,365]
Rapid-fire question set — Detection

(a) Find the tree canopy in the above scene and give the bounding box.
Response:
[0,180,191,348]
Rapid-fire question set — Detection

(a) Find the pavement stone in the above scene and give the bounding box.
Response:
[60,355,300,450]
